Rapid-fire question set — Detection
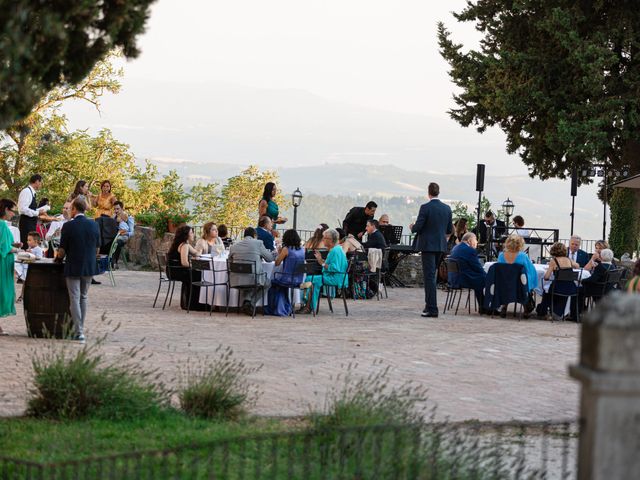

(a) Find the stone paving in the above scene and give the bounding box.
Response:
[0,271,580,421]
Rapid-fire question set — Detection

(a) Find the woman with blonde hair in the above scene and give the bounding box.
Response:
[584,240,611,271]
[497,234,538,317]
[195,222,225,256]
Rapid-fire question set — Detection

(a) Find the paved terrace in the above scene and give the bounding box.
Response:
[0,271,579,421]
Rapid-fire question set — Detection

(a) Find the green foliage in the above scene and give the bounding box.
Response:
[310,360,428,430]
[27,325,169,420]
[190,182,223,224]
[179,347,262,420]
[0,1,155,129]
[609,188,640,257]
[160,170,189,214]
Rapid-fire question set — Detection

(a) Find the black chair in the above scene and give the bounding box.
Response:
[585,268,624,310]
[226,260,267,318]
[273,261,318,318]
[360,249,390,300]
[162,254,187,310]
[305,249,328,261]
[443,258,476,315]
[315,257,353,316]
[549,268,580,322]
[153,252,172,308]
[188,258,216,316]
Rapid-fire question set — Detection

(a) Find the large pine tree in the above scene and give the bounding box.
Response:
[438,0,640,254]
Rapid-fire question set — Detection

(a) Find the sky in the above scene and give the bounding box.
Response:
[60,0,605,238]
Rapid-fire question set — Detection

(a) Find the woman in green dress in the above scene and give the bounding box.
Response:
[0,199,21,331]
[258,182,287,228]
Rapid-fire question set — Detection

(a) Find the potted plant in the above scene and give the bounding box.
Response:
[167,211,191,233]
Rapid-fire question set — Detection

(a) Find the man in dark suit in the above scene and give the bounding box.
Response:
[474,211,506,244]
[362,219,387,250]
[449,232,487,312]
[342,201,377,239]
[410,183,453,318]
[568,235,590,267]
[55,197,100,342]
[256,216,275,251]
[580,248,615,308]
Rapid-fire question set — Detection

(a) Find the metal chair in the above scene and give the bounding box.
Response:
[315,257,353,316]
[226,259,267,318]
[153,252,172,308]
[360,249,390,300]
[443,258,476,315]
[163,256,187,310]
[585,268,624,310]
[106,235,124,287]
[273,261,317,318]
[188,258,215,315]
[549,268,580,322]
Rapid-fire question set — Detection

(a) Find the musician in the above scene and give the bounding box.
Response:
[473,211,506,244]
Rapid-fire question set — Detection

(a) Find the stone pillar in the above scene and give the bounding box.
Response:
[569,293,640,480]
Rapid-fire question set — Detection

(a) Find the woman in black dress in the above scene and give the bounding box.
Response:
[167,225,207,311]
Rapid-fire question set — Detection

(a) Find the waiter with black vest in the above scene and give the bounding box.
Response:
[17,174,46,246]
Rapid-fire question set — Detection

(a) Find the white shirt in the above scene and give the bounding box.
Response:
[18,186,39,217]
[46,218,67,240]
[5,220,20,243]
[568,250,577,262]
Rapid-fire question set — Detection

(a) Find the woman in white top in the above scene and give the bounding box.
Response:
[195,222,225,256]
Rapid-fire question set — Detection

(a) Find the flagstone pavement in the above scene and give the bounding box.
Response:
[0,270,580,421]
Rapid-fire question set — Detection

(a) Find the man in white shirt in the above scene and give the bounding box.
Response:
[46,201,71,247]
[18,174,47,245]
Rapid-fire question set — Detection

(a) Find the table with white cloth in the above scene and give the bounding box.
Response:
[483,261,590,315]
[197,254,301,307]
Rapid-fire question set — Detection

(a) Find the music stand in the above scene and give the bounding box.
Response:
[379,225,402,245]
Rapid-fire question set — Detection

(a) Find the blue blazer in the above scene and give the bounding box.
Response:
[576,249,590,268]
[256,227,275,251]
[411,199,453,253]
[59,214,100,277]
[448,242,486,291]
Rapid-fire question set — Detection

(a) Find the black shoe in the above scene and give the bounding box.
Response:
[241,301,254,316]
[421,312,438,318]
[91,278,101,285]
[499,307,507,318]
[16,278,24,284]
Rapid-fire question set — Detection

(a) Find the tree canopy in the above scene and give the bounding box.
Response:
[438,1,640,178]
[0,0,155,130]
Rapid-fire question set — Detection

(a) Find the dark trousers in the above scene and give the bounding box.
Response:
[421,252,439,315]
[112,238,127,265]
[19,215,37,246]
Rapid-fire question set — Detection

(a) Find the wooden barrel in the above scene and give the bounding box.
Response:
[22,259,72,338]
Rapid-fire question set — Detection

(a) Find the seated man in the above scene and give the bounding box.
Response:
[378,214,390,226]
[111,201,134,267]
[567,235,589,267]
[580,248,615,307]
[448,232,487,313]
[256,215,275,251]
[229,227,276,315]
[362,219,387,250]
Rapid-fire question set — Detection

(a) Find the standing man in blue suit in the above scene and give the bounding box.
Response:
[410,183,453,318]
[55,197,100,343]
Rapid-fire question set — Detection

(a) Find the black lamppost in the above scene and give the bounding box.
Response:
[502,197,515,233]
[291,188,303,231]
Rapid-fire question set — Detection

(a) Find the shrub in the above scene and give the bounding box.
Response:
[310,359,428,430]
[27,324,169,420]
[179,346,262,420]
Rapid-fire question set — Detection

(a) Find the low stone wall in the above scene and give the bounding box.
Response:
[125,226,174,269]
[394,254,424,287]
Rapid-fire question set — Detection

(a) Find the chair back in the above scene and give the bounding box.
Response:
[295,262,320,275]
[228,261,255,274]
[190,258,212,273]
[606,268,624,290]
[445,258,460,273]
[157,251,168,269]
[484,263,528,311]
[554,268,579,282]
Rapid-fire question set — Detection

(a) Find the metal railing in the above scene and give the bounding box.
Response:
[0,421,577,479]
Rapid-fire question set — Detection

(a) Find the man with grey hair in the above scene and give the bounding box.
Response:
[580,248,615,309]
[448,232,487,313]
[568,235,589,267]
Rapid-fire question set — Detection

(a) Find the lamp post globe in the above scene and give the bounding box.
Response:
[502,197,515,232]
[291,188,303,230]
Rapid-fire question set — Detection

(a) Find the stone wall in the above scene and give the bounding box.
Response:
[125,226,174,269]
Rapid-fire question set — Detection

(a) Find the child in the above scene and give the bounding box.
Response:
[16,232,44,302]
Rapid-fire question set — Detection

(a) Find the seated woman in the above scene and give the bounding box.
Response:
[195,222,225,256]
[267,230,306,316]
[305,224,329,250]
[581,248,615,307]
[218,224,233,248]
[584,240,611,272]
[627,259,640,293]
[497,234,538,317]
[166,225,207,311]
[300,228,348,314]
[336,227,364,254]
[536,242,579,320]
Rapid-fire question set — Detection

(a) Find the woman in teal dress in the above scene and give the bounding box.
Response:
[0,199,21,331]
[300,228,349,313]
[259,182,287,228]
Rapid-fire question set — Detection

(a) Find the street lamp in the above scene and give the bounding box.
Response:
[291,187,303,231]
[502,197,515,233]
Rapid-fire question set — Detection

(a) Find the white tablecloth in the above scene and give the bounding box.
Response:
[197,255,301,307]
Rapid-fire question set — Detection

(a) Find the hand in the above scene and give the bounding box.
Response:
[409,223,415,230]
[357,232,364,239]
[280,217,288,223]
[314,250,323,263]
[12,242,22,248]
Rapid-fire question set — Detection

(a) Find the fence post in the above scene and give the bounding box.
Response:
[569,293,640,479]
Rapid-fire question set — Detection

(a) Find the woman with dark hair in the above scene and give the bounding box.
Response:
[167,225,206,310]
[95,180,116,218]
[67,180,96,208]
[536,242,579,320]
[266,230,305,316]
[258,182,287,227]
[218,224,233,248]
[0,199,22,327]
[305,223,329,250]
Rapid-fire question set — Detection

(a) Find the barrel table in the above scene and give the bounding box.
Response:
[22,259,72,338]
